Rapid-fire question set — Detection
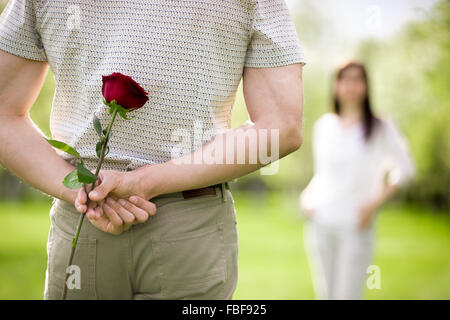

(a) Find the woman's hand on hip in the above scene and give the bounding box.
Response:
[303,207,315,220]
[358,201,377,229]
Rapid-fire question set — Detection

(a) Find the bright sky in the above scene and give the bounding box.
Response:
[285,0,441,66]
[286,0,440,39]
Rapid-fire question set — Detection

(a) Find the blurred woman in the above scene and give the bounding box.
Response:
[299,61,415,300]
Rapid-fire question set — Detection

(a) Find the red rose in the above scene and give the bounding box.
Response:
[102,72,149,110]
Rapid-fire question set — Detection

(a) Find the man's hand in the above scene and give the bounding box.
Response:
[75,188,156,235]
[74,171,157,235]
[85,169,150,202]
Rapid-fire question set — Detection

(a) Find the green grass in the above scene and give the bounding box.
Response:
[231,194,450,300]
[0,194,449,300]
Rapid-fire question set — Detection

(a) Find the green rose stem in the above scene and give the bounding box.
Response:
[62,104,119,300]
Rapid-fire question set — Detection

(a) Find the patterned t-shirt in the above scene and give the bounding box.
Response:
[0,0,307,172]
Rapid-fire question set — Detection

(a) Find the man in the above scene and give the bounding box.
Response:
[0,0,306,299]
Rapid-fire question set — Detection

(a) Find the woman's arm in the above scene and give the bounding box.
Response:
[382,118,416,186]
[299,116,324,217]
[358,119,416,228]
[299,176,318,218]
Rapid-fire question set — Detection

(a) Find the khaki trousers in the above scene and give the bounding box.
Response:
[44,183,239,300]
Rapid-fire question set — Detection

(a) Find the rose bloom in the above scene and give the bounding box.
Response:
[102,72,149,110]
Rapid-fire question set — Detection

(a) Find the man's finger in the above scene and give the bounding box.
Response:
[75,188,87,214]
[89,173,117,202]
[86,204,101,220]
[87,211,123,236]
[94,199,105,219]
[102,202,124,227]
[106,197,135,225]
[117,198,149,223]
[129,196,157,216]
[85,200,98,219]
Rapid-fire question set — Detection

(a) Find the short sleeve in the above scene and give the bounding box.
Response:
[0,0,47,61]
[244,0,307,68]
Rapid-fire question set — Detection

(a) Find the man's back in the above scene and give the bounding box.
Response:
[0,0,306,172]
[0,0,306,300]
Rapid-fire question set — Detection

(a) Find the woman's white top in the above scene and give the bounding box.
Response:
[302,113,415,229]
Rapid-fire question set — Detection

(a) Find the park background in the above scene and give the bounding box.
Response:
[0,0,448,299]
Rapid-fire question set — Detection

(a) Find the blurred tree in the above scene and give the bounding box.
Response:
[357,0,449,209]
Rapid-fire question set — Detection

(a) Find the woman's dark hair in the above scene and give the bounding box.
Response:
[332,61,379,141]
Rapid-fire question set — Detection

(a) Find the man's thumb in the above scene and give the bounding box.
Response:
[88,178,112,201]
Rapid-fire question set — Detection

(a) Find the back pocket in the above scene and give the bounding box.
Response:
[44,222,97,300]
[154,222,226,299]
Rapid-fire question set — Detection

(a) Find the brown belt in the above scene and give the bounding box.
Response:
[181,183,222,199]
